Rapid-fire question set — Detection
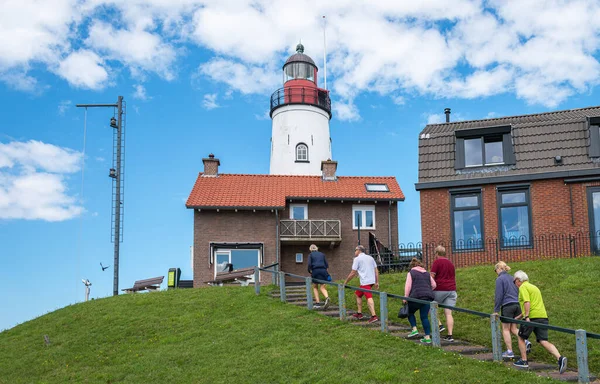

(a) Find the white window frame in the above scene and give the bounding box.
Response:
[295,253,303,263]
[352,205,376,230]
[289,204,308,220]
[365,183,389,192]
[213,248,261,282]
[296,143,309,161]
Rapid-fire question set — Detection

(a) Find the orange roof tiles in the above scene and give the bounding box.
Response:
[186,174,405,209]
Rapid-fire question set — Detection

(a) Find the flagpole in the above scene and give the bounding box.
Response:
[323,15,327,90]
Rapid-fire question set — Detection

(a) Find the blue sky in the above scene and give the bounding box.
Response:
[2,0,600,331]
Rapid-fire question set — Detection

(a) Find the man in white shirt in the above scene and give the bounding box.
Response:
[343,245,379,323]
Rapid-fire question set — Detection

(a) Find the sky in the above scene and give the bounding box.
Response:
[2,0,600,331]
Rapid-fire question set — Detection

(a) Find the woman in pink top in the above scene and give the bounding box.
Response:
[403,258,437,344]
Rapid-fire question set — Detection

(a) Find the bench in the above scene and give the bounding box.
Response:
[122,276,164,293]
[208,267,256,286]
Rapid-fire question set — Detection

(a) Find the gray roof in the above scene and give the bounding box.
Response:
[284,53,316,67]
[418,105,600,187]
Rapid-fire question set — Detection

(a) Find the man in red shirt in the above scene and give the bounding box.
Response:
[430,245,457,342]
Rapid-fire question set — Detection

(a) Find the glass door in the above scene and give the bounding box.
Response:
[587,187,600,254]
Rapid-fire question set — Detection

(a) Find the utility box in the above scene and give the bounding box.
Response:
[168,268,181,289]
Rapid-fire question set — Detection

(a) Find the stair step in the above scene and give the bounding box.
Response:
[538,371,595,382]
[441,344,489,355]
[470,352,494,361]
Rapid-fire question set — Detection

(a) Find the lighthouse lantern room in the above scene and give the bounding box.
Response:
[269,43,332,175]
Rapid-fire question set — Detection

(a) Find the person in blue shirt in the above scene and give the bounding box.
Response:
[308,244,330,309]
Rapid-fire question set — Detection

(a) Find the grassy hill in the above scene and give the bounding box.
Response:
[0,257,598,383]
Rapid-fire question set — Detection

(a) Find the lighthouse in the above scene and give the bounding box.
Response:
[269,43,332,175]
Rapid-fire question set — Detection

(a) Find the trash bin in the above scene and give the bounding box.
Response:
[168,268,181,289]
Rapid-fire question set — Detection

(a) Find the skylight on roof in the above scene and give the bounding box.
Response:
[365,183,389,192]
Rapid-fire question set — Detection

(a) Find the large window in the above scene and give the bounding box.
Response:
[498,188,532,247]
[289,204,308,220]
[451,191,483,249]
[214,248,260,281]
[284,62,316,83]
[455,126,515,169]
[296,143,308,162]
[353,205,375,230]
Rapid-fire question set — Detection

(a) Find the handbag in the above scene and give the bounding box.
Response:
[398,303,409,319]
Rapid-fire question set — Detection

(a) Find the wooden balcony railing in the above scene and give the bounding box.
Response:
[279,220,341,240]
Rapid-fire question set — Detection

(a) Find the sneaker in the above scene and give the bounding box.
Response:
[502,350,515,359]
[513,359,529,368]
[420,338,432,344]
[314,302,322,307]
[323,297,330,310]
[407,329,419,338]
[443,335,454,342]
[439,324,446,333]
[558,356,567,374]
[367,315,379,324]
[351,313,364,319]
[525,339,532,354]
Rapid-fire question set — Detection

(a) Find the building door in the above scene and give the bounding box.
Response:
[587,187,600,254]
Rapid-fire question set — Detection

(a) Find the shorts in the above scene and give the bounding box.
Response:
[311,268,329,282]
[518,318,549,342]
[433,291,457,307]
[500,303,521,323]
[355,284,374,299]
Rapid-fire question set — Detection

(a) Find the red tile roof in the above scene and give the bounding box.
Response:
[186,174,404,209]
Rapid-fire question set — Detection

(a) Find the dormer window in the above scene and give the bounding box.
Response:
[296,143,308,162]
[455,125,515,169]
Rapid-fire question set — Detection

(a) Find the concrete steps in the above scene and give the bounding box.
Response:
[268,289,594,381]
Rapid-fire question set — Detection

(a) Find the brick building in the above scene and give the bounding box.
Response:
[416,106,600,267]
[186,155,404,286]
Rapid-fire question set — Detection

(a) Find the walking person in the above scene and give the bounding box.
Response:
[513,270,567,374]
[492,261,531,359]
[430,245,457,342]
[343,245,379,324]
[404,258,436,344]
[307,244,330,309]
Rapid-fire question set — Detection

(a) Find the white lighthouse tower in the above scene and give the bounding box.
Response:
[269,43,332,175]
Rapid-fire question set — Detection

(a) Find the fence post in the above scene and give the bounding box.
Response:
[380,292,388,333]
[279,272,286,303]
[338,284,347,321]
[490,313,503,362]
[576,329,590,383]
[430,301,441,347]
[305,277,313,310]
[254,267,260,296]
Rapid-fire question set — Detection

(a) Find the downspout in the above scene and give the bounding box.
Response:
[275,209,280,285]
[388,201,393,249]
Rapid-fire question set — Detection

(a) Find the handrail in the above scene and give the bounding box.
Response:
[255,266,599,382]
[262,262,279,270]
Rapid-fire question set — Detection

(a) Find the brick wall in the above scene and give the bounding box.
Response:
[420,178,600,267]
[193,209,277,286]
[193,200,399,286]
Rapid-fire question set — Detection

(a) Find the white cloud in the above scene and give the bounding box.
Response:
[58,100,72,116]
[0,140,83,221]
[202,93,219,110]
[132,84,150,100]
[426,113,444,125]
[198,58,279,95]
[3,0,600,112]
[56,50,109,90]
[333,101,360,122]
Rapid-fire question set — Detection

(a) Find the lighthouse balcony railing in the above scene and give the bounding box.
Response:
[270,87,331,117]
[279,219,341,242]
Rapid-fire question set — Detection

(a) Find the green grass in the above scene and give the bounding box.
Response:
[0,283,565,384]
[373,256,600,375]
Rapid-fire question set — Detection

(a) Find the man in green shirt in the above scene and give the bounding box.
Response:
[512,270,567,374]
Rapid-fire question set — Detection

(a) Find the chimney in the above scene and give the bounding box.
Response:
[321,159,338,181]
[444,108,451,123]
[202,153,220,177]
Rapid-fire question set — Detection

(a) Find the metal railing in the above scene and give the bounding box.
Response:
[270,86,331,117]
[254,266,599,383]
[279,219,341,240]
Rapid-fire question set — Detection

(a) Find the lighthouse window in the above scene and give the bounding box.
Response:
[284,63,315,83]
[296,143,308,162]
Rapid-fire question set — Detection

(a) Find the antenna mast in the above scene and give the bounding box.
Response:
[323,15,327,90]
